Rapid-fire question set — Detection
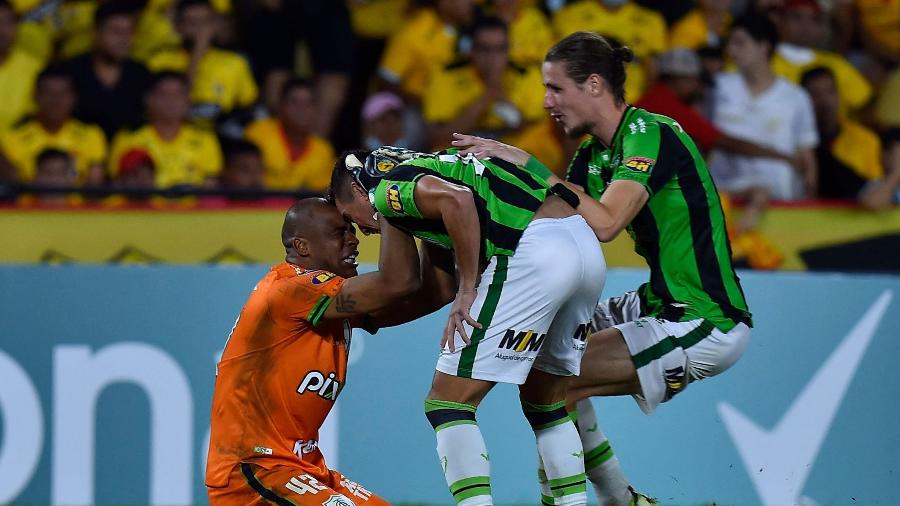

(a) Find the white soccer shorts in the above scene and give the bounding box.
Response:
[436,215,606,384]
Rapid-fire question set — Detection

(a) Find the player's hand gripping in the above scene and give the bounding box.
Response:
[451,133,530,166]
[442,289,482,352]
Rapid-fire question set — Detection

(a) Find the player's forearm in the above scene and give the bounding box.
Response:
[376,218,421,297]
[441,192,481,292]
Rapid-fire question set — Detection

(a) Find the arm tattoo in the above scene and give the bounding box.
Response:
[335,293,358,313]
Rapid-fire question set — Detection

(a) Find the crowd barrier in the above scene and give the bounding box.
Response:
[1,266,897,505]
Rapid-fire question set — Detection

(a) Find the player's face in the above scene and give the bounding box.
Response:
[542,60,596,139]
[335,185,381,236]
[310,211,360,279]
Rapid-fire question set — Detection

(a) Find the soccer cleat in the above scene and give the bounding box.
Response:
[628,486,658,506]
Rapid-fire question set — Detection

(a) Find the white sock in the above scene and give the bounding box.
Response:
[427,400,492,506]
[576,398,631,506]
[524,400,587,506]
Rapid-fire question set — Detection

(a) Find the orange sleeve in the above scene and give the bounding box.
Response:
[269,270,346,327]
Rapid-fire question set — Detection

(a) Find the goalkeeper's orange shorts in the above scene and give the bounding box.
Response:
[208,462,390,506]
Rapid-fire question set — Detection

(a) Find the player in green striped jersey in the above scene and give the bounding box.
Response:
[331,146,606,506]
[454,32,753,506]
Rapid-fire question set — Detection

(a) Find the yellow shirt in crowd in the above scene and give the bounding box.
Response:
[831,119,884,180]
[348,0,411,39]
[669,9,731,50]
[0,49,41,131]
[552,0,666,100]
[507,6,554,67]
[378,8,459,99]
[423,62,545,132]
[108,124,222,188]
[148,48,258,115]
[244,118,335,192]
[0,119,106,182]
[772,47,873,111]
[855,0,899,58]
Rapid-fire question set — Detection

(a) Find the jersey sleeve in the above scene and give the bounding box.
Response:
[270,271,346,327]
[611,118,663,192]
[371,177,424,219]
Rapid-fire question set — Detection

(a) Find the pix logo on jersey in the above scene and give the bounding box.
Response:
[386,184,403,212]
[498,329,546,352]
[624,157,654,173]
[297,370,343,400]
[311,271,337,284]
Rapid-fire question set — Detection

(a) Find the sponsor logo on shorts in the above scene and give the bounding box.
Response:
[572,323,592,351]
[311,271,337,284]
[339,476,373,501]
[323,494,356,506]
[623,157,654,173]
[297,370,343,400]
[498,329,546,352]
[285,474,327,495]
[386,184,403,212]
[293,439,318,459]
[663,365,687,402]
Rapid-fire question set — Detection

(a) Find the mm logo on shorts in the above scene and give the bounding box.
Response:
[573,323,591,351]
[663,366,687,402]
[498,329,546,352]
[297,370,343,400]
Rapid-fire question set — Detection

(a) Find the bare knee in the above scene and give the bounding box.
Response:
[519,369,570,405]
[426,371,494,407]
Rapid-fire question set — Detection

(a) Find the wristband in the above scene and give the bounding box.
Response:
[524,156,553,180]
[551,183,580,209]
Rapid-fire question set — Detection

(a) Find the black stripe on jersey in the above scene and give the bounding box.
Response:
[631,207,680,314]
[240,464,295,506]
[660,124,746,326]
[566,144,591,187]
[488,157,547,191]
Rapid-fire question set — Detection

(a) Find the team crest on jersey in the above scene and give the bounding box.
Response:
[322,494,355,506]
[311,271,337,284]
[624,157,654,173]
[386,184,403,212]
[376,159,395,173]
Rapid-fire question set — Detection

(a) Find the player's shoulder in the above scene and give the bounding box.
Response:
[267,263,345,301]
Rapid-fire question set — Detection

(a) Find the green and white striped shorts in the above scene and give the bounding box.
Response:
[436,215,606,385]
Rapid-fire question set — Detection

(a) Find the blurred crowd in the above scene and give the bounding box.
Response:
[0,0,897,223]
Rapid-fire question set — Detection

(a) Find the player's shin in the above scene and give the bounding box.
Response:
[425,399,493,506]
[522,399,587,506]
[575,398,632,506]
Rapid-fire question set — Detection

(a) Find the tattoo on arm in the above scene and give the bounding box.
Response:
[335,293,357,313]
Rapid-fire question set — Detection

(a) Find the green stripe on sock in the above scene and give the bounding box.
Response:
[458,256,508,377]
[552,481,587,498]
[632,319,714,369]
[541,494,555,505]
[533,416,572,431]
[449,475,491,502]
[548,473,587,489]
[548,473,587,498]
[584,441,614,470]
[424,399,477,413]
[521,399,567,412]
[433,419,477,432]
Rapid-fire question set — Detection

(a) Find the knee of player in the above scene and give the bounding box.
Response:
[519,398,572,432]
[424,399,479,432]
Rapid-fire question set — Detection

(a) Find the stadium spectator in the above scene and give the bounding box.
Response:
[108,71,223,188]
[638,47,801,162]
[669,0,733,50]
[423,16,544,150]
[552,0,669,100]
[148,0,257,126]
[244,78,335,192]
[490,0,554,67]
[220,138,264,192]
[16,148,81,207]
[361,91,411,151]
[772,0,873,111]
[708,15,818,232]
[59,1,151,141]
[874,67,900,129]
[802,67,899,208]
[377,0,475,102]
[0,67,107,185]
[0,0,42,131]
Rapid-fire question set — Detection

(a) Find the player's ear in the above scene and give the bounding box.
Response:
[350,181,367,199]
[293,237,311,257]
[588,74,603,96]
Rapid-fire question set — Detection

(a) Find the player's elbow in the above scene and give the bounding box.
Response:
[594,223,624,242]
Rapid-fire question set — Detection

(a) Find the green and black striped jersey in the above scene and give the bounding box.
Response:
[567,107,752,331]
[359,147,549,260]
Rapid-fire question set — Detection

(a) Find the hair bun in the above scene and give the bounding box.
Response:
[614,46,634,64]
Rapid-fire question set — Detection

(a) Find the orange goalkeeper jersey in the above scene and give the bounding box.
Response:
[206,262,351,488]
